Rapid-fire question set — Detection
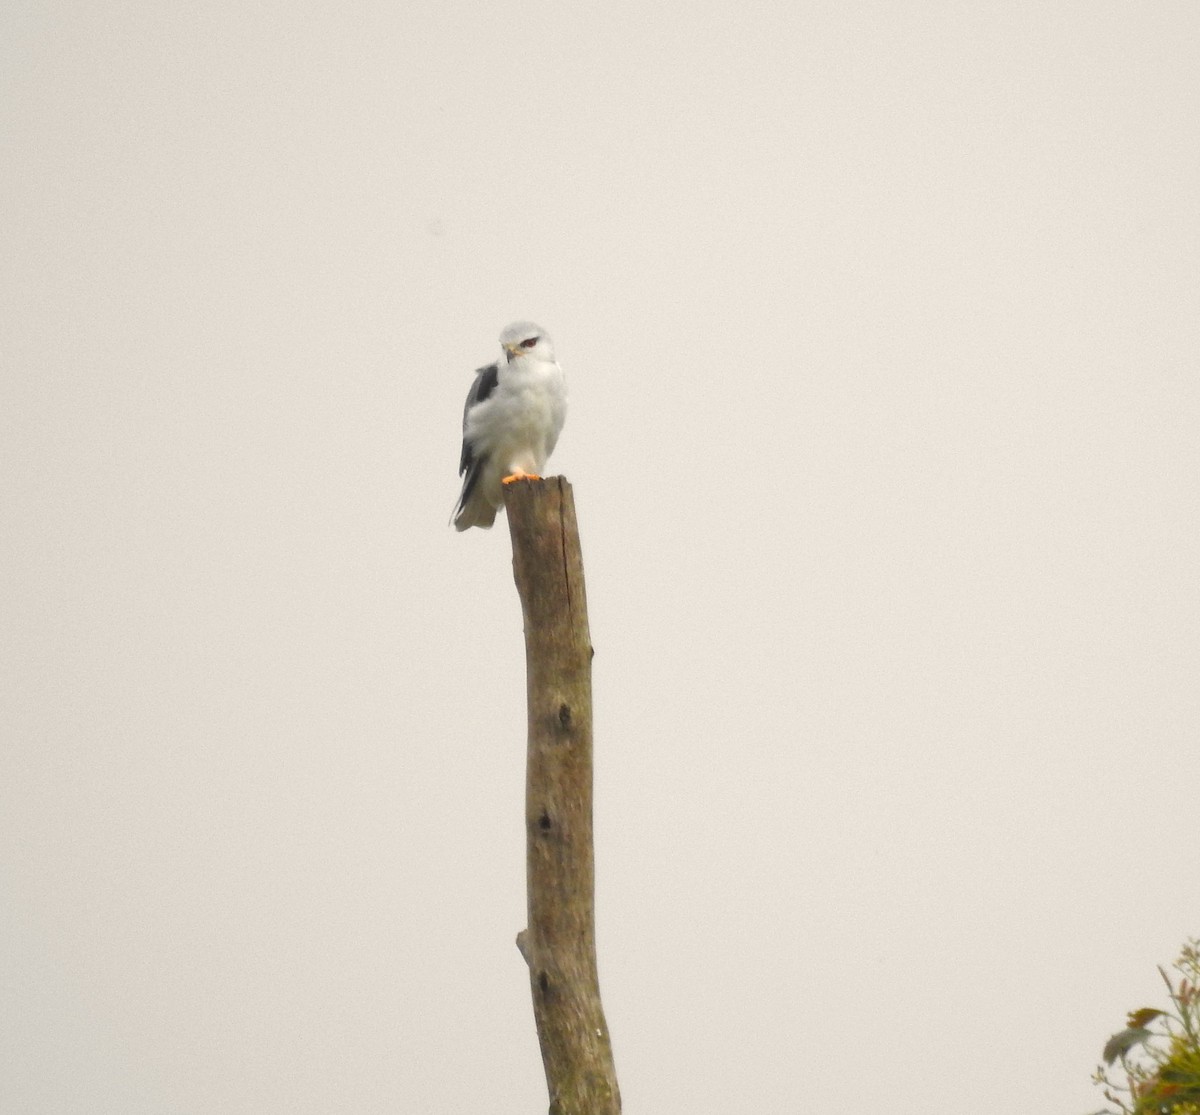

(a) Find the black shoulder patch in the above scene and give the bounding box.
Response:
[471,362,499,408]
[459,362,500,475]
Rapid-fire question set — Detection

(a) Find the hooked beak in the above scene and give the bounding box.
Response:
[503,342,522,362]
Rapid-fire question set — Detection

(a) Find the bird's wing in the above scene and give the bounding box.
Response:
[459,362,500,476]
[544,372,567,460]
[455,362,502,521]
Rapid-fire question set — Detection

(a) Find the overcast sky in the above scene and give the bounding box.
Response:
[2,1,1198,1112]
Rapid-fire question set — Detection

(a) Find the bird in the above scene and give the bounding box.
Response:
[451,321,568,531]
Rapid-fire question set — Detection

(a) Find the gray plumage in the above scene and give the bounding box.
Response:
[452,322,567,531]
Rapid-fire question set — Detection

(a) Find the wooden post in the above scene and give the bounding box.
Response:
[504,477,621,1115]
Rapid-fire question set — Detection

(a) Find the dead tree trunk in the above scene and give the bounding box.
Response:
[504,477,621,1115]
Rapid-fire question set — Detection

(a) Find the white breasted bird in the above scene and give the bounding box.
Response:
[451,321,567,531]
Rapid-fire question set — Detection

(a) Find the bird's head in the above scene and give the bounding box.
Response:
[500,321,555,363]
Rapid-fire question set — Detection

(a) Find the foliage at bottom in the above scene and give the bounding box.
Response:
[1091,940,1200,1115]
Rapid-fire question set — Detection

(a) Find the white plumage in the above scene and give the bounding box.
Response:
[452,321,568,531]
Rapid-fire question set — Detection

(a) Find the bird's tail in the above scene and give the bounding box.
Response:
[451,488,498,531]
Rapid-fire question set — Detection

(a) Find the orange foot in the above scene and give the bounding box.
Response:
[502,471,541,485]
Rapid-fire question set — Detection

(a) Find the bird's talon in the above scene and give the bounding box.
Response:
[502,472,541,485]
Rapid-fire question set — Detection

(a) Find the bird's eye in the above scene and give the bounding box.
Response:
[520,337,538,348]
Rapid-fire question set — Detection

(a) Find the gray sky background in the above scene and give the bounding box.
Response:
[2,1,1197,1112]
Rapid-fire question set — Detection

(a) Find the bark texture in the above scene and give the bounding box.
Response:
[504,477,620,1115]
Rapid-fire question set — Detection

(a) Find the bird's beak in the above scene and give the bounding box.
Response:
[503,343,522,362]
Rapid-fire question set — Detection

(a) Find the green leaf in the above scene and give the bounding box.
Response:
[1104,1026,1154,1065]
[1127,1008,1166,1029]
